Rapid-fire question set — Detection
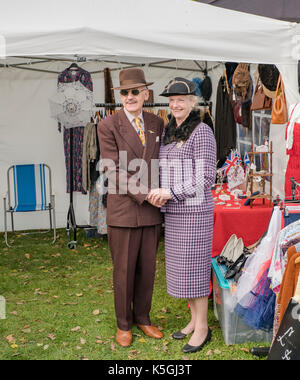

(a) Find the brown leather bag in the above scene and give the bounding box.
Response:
[251,80,273,111]
[271,74,288,124]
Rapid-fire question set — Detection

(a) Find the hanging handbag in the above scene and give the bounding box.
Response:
[271,74,288,124]
[251,80,273,111]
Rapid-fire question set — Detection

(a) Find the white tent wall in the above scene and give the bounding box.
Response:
[0,60,224,232]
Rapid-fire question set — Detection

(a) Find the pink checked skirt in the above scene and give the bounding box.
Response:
[164,212,213,299]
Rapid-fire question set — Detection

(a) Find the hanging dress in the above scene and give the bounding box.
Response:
[58,67,93,194]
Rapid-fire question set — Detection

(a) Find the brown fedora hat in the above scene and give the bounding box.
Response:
[113,67,154,90]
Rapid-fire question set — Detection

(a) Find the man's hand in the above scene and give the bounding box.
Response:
[147,188,172,207]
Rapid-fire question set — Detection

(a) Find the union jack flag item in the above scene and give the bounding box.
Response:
[234,150,242,166]
[221,151,239,176]
[244,152,250,167]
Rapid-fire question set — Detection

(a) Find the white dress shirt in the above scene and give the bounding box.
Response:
[124,108,145,133]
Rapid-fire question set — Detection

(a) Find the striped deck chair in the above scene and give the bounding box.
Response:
[3,164,56,247]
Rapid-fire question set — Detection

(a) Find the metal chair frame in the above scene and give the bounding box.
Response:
[3,164,56,247]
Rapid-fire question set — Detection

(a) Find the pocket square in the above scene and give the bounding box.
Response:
[156,136,160,142]
[149,130,155,134]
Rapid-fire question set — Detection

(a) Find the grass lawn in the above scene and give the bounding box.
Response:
[0,229,270,360]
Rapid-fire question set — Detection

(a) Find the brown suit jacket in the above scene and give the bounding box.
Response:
[98,109,164,227]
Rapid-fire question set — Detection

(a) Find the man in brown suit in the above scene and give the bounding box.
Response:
[98,68,164,347]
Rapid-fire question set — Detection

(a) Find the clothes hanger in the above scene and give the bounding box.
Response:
[67,63,80,71]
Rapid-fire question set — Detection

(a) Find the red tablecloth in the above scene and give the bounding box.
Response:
[212,186,273,257]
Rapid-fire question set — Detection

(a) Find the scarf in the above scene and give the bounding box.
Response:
[163,109,202,145]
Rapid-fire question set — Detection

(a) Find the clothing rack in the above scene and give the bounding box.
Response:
[95,102,212,109]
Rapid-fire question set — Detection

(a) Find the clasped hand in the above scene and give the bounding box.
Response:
[147,188,172,208]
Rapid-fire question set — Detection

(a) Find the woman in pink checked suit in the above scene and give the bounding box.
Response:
[148,77,216,354]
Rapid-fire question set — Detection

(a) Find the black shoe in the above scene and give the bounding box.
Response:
[172,331,188,340]
[182,328,212,353]
[250,346,270,357]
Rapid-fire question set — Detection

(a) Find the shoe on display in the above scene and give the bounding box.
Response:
[217,234,237,265]
[226,237,244,267]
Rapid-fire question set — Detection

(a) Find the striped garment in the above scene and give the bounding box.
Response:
[12,164,48,212]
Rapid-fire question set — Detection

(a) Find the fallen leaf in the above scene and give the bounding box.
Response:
[47,334,56,341]
[138,338,146,343]
[43,345,49,350]
[111,343,116,351]
[11,344,18,349]
[92,309,100,316]
[80,338,86,345]
[71,326,81,332]
[241,347,250,353]
[6,335,15,344]
[25,254,30,260]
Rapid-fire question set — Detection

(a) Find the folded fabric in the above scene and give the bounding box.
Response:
[269,219,300,293]
[277,247,300,326]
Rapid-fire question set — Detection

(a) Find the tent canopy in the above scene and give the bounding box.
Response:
[0,0,298,65]
[197,0,300,23]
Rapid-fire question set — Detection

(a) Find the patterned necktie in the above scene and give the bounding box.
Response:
[134,117,146,146]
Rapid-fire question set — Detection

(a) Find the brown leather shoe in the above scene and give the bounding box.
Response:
[137,324,163,339]
[116,328,132,347]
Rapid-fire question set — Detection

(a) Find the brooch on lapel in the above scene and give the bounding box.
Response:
[149,130,155,134]
[176,141,184,149]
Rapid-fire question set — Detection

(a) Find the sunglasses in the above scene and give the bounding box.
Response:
[120,88,147,96]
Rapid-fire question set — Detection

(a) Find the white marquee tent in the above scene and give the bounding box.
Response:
[0,0,299,232]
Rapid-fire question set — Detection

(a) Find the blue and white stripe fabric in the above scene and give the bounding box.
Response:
[12,164,47,212]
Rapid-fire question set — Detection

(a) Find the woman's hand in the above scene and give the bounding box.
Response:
[147,188,172,207]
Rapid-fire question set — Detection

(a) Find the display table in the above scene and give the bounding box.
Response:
[212,185,273,257]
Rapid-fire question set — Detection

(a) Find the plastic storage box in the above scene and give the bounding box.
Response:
[212,258,273,345]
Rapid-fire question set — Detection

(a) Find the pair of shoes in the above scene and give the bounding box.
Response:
[225,238,244,268]
[116,328,132,347]
[217,234,244,267]
[172,330,193,340]
[225,248,251,280]
[217,234,237,265]
[182,328,212,354]
[137,324,163,339]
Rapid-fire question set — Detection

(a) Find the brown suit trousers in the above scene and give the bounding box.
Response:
[108,224,161,330]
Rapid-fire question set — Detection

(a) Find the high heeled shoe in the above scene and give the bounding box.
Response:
[225,238,244,268]
[217,234,237,265]
[172,330,193,340]
[182,328,212,353]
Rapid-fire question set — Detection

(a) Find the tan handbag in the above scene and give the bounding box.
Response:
[251,80,273,111]
[271,74,288,124]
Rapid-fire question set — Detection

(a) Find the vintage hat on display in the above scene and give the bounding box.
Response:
[112,67,154,90]
[201,75,212,101]
[192,77,203,97]
[258,64,279,99]
[160,77,197,97]
[232,63,251,101]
